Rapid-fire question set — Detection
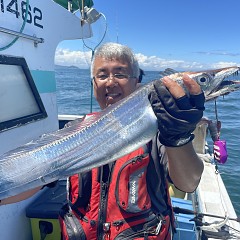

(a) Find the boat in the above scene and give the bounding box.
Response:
[0,1,239,239]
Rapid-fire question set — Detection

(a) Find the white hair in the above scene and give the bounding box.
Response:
[91,42,140,78]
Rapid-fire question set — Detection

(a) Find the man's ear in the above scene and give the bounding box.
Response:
[135,77,140,86]
[92,79,97,98]
[92,77,97,89]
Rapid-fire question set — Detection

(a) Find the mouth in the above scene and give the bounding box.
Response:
[106,93,121,98]
[106,93,122,105]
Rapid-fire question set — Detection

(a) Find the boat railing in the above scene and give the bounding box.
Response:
[58,114,85,129]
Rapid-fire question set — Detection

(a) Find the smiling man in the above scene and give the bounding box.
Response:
[58,42,205,240]
[92,48,139,109]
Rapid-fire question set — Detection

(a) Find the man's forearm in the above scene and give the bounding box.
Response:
[166,142,204,192]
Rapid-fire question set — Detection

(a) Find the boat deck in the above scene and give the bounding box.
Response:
[196,160,240,239]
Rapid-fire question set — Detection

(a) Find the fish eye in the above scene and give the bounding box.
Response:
[199,77,207,83]
[196,73,211,86]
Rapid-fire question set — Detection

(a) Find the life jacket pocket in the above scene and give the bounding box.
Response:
[115,153,151,213]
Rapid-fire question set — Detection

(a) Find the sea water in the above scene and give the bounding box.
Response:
[55,66,240,215]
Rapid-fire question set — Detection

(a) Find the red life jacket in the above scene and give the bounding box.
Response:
[59,145,174,240]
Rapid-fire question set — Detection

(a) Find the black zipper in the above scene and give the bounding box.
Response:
[97,181,108,239]
[97,163,116,239]
[112,210,154,227]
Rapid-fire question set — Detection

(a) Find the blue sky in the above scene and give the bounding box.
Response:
[55,0,240,71]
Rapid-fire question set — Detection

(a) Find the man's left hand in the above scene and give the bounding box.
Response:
[148,74,205,147]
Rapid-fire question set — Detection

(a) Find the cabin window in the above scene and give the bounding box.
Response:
[0,55,47,132]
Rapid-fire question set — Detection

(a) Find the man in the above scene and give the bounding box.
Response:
[59,42,204,239]
[1,42,204,239]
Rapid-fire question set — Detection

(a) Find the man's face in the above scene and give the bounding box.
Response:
[92,57,138,109]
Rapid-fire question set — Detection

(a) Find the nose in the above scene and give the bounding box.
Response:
[106,77,118,87]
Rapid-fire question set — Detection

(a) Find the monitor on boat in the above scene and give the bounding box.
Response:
[0,55,47,132]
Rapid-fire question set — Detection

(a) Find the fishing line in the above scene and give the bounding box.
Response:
[79,0,107,54]
[215,164,229,222]
[81,13,107,53]
[79,3,107,113]
[213,99,228,216]
[214,99,221,139]
[174,206,240,238]
[226,224,240,235]
[214,99,218,123]
[173,207,240,222]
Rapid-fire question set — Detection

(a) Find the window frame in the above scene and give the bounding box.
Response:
[0,55,47,132]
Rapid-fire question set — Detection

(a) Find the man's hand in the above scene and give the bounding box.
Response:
[148,74,205,147]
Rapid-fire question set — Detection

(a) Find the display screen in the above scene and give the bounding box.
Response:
[0,55,47,131]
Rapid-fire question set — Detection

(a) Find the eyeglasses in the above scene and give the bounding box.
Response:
[93,73,135,82]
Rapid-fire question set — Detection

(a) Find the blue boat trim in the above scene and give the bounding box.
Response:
[31,70,56,93]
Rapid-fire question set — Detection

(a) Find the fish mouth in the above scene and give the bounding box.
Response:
[211,66,239,82]
[213,66,239,80]
[205,66,240,101]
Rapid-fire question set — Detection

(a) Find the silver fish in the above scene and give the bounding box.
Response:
[159,67,240,101]
[0,66,239,199]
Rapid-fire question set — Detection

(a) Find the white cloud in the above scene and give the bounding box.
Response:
[55,48,239,71]
[210,61,239,69]
[55,48,92,69]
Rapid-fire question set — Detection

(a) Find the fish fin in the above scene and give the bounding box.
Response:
[159,68,179,77]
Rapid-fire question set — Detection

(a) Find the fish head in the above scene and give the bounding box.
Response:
[188,67,239,97]
[160,67,240,101]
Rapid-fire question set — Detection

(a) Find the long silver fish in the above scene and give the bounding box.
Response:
[0,66,239,199]
[159,67,240,101]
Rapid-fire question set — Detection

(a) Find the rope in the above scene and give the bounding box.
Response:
[0,0,29,51]
[90,50,94,113]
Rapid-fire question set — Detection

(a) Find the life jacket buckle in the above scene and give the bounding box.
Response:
[103,222,111,232]
[155,220,162,235]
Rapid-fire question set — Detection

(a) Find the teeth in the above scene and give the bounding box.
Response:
[232,70,239,76]
[107,93,119,97]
